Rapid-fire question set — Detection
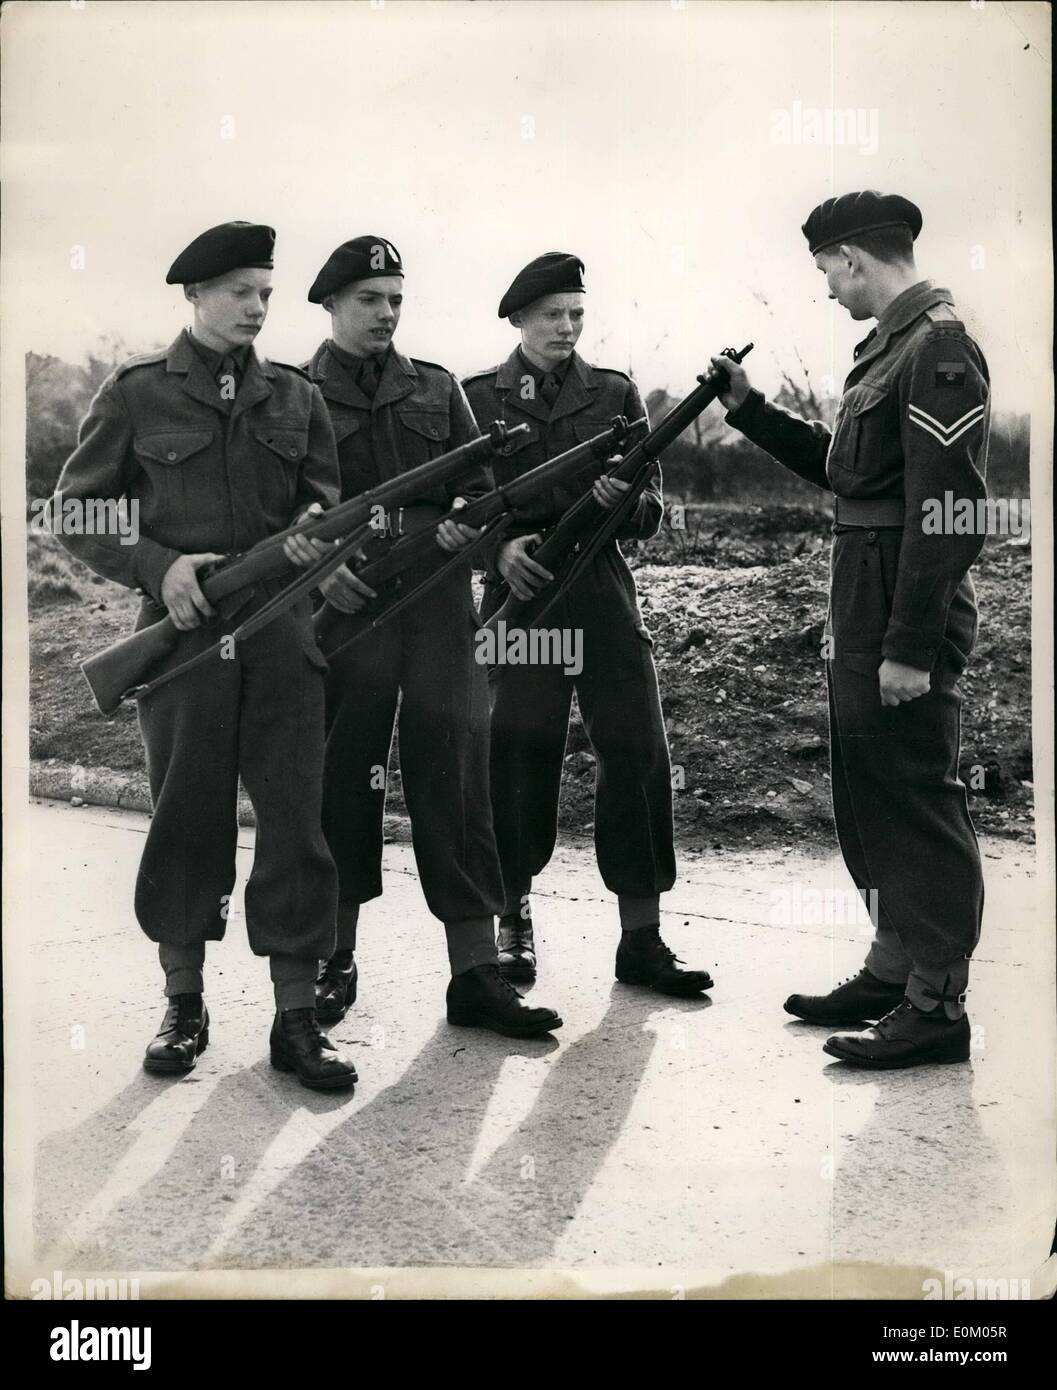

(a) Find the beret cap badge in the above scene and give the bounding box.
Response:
[498,252,586,319]
[308,235,404,304]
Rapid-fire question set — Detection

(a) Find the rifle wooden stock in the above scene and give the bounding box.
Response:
[80,420,527,715]
[315,415,640,662]
[483,345,754,634]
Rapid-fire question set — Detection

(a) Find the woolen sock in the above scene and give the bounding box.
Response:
[618,894,661,932]
[445,917,500,976]
[335,902,359,953]
[158,942,206,998]
[501,885,531,923]
[270,953,318,1013]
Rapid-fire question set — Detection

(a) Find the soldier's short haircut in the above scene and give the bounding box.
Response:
[844,224,916,264]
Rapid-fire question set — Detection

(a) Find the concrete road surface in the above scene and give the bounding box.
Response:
[8,799,1055,1299]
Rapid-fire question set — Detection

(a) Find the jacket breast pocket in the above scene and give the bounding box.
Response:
[569,416,618,485]
[827,382,889,479]
[329,413,361,446]
[253,418,309,509]
[398,408,451,464]
[133,429,214,514]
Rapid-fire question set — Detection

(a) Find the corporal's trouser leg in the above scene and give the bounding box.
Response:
[827,653,983,1019]
[827,671,912,987]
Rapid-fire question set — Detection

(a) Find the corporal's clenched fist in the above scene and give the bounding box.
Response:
[709,355,752,412]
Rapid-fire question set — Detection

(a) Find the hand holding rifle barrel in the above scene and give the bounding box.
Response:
[81,419,528,715]
[483,343,754,633]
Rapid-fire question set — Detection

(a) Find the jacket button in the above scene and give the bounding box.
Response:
[289,447,298,457]
[866,529,877,542]
[430,426,439,437]
[501,445,512,455]
[166,451,177,461]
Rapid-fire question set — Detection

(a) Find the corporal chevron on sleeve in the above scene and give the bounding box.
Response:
[907,401,987,448]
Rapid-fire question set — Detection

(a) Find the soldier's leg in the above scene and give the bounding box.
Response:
[783,668,912,1027]
[574,623,676,902]
[821,653,982,1067]
[488,649,575,917]
[398,585,561,1038]
[397,590,505,925]
[135,606,241,1074]
[321,618,401,915]
[828,654,982,1003]
[135,607,241,952]
[486,628,573,981]
[573,591,710,997]
[238,607,356,1090]
[236,609,339,994]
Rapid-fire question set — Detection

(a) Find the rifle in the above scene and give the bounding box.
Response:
[81,420,527,715]
[482,344,754,634]
[315,414,642,663]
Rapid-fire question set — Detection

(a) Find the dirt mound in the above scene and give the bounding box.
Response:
[27,529,1034,851]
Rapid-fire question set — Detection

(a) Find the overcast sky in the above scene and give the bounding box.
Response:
[2,0,1051,410]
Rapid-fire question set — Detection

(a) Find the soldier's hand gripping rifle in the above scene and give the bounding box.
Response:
[81,421,528,716]
[314,414,644,663]
[482,344,754,635]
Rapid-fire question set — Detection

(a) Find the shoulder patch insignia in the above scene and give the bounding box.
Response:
[935,361,967,388]
[908,400,985,447]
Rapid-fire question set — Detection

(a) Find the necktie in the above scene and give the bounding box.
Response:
[217,354,240,403]
[540,371,561,408]
[359,356,381,400]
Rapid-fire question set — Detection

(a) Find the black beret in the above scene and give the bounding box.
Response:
[802,192,922,255]
[166,221,275,284]
[498,252,585,319]
[308,235,404,304]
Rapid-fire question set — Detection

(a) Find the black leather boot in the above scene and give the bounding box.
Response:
[315,950,358,1023]
[615,926,713,997]
[270,1008,358,1090]
[823,999,971,1069]
[143,994,210,1074]
[784,968,906,1026]
[497,916,536,982]
[446,964,562,1038]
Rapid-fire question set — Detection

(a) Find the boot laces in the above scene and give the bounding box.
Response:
[875,999,915,1033]
[287,1007,326,1045]
[482,963,528,1005]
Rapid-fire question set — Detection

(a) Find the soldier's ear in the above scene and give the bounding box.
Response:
[321,294,335,314]
[183,284,199,304]
[509,311,523,328]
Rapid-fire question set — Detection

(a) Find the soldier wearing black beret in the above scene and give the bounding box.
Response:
[462,253,714,996]
[53,221,357,1089]
[715,191,989,1069]
[305,235,562,1039]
